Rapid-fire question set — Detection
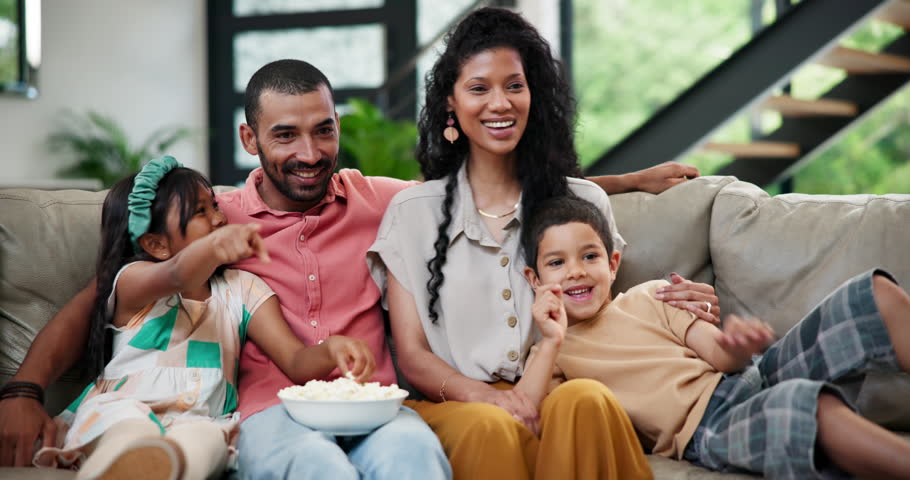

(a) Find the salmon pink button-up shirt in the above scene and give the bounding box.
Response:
[217,168,414,420]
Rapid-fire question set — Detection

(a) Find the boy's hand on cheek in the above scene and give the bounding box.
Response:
[532,284,567,345]
[716,315,775,358]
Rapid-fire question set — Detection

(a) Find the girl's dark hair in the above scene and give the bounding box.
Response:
[85,167,212,381]
[418,7,581,323]
[520,195,614,274]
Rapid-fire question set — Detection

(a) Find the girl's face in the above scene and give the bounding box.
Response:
[447,47,531,162]
[164,185,226,254]
[527,222,620,322]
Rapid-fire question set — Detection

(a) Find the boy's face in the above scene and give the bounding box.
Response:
[525,222,620,322]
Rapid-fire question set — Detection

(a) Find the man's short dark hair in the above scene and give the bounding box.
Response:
[244,59,335,131]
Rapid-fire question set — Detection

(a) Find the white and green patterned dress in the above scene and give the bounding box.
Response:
[35,264,274,468]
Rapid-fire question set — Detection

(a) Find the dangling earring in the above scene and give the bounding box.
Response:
[443,112,459,144]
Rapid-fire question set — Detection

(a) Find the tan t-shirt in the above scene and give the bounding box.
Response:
[531,280,723,459]
[367,163,625,383]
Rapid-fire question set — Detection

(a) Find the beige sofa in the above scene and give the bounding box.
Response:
[1,176,909,479]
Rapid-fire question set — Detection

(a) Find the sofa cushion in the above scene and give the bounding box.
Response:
[710,180,910,332]
[610,175,737,295]
[0,188,107,413]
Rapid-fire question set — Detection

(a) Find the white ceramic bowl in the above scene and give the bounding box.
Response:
[278,390,409,436]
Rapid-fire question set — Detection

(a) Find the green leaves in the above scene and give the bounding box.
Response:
[50,110,193,188]
[338,98,420,180]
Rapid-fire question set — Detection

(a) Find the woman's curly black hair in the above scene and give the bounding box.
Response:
[418,7,582,324]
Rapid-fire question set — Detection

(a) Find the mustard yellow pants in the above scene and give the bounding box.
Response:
[405,378,652,480]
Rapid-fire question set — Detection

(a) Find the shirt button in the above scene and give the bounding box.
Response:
[299,234,305,242]
[183,393,197,405]
[502,289,512,301]
[190,370,200,381]
[317,339,324,345]
[507,316,517,328]
[310,320,318,327]
[308,274,316,281]
[508,350,519,362]
[500,256,509,267]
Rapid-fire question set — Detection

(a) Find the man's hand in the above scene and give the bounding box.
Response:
[531,285,567,346]
[655,273,721,325]
[632,162,699,194]
[0,397,56,467]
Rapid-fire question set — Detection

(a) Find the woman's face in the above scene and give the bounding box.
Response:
[448,47,531,161]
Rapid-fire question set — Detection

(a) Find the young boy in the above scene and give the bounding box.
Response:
[518,195,910,479]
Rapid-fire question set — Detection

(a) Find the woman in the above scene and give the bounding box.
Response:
[368,7,718,479]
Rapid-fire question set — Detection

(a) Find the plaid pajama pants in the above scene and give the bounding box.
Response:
[682,269,902,479]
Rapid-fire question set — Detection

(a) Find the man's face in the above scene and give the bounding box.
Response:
[240,85,339,212]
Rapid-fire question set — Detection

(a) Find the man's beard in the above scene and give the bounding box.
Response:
[258,148,335,205]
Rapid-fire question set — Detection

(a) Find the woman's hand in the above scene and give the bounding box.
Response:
[532,284,567,346]
[472,388,540,435]
[208,223,270,265]
[0,397,56,467]
[324,336,376,383]
[716,315,775,359]
[655,273,721,325]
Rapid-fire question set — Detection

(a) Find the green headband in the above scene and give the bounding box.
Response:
[128,156,183,253]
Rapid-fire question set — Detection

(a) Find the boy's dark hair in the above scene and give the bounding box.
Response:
[521,195,614,274]
[419,7,582,324]
[85,167,213,382]
[244,59,335,131]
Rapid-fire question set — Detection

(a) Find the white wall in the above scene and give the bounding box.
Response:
[516,0,562,59]
[0,0,208,183]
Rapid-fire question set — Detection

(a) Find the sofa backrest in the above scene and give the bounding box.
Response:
[610,175,735,294]
[2,177,909,414]
[0,188,106,412]
[710,180,910,334]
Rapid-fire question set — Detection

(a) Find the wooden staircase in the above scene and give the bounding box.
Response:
[702,0,910,185]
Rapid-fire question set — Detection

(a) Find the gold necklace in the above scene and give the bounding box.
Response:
[477,201,520,219]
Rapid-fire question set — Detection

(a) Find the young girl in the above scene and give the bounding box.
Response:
[519,194,910,479]
[34,157,376,480]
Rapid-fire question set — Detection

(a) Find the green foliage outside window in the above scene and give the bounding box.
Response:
[572,0,752,169]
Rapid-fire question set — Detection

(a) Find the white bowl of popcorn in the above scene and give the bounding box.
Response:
[277,376,409,436]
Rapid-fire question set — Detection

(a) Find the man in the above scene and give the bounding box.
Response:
[0,59,709,476]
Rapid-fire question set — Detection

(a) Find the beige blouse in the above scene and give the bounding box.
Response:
[367,164,625,382]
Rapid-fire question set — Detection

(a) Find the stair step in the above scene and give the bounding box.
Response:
[817,46,910,74]
[760,95,858,117]
[876,0,910,30]
[702,141,800,158]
